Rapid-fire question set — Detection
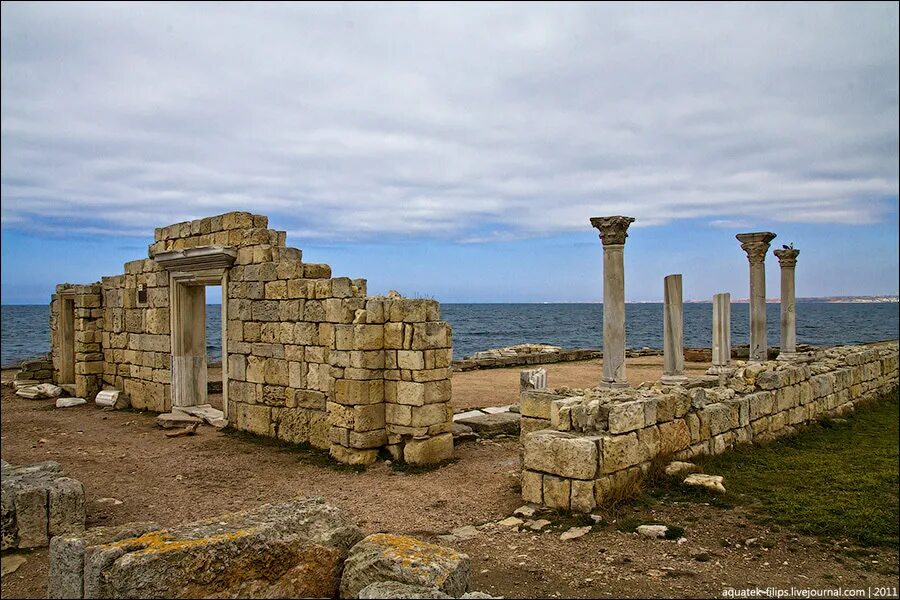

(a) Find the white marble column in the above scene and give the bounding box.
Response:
[709,292,732,374]
[736,232,776,362]
[661,274,687,385]
[774,247,800,359]
[590,216,635,388]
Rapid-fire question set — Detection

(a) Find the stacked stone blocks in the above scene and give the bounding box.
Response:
[521,342,899,512]
[50,212,454,465]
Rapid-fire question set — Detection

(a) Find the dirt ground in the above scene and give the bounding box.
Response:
[451,356,710,410]
[2,363,897,599]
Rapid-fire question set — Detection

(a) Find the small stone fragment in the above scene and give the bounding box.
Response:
[497,517,523,528]
[56,398,87,408]
[526,519,551,531]
[559,526,591,541]
[664,461,700,477]
[637,525,669,539]
[683,473,726,494]
[0,553,27,576]
[513,505,536,518]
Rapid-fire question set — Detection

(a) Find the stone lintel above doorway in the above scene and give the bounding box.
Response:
[153,246,237,281]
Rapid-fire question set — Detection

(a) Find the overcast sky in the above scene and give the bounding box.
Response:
[2,2,898,303]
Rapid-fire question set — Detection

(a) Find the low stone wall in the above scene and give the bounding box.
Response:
[520,341,899,512]
[453,348,602,372]
[1,460,85,550]
[11,355,54,383]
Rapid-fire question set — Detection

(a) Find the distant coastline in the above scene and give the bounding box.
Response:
[685,295,899,304]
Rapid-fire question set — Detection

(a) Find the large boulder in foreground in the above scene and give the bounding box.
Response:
[49,497,362,599]
[340,533,470,599]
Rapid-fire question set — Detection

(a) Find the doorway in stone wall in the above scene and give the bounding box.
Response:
[58,293,76,386]
[156,246,235,417]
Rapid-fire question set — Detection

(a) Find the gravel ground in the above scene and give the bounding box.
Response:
[2,367,897,599]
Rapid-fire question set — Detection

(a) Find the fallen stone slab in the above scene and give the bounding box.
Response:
[452,409,486,422]
[156,412,203,429]
[438,525,480,543]
[525,519,551,531]
[340,533,471,599]
[52,497,362,599]
[1,460,85,551]
[454,412,520,437]
[15,387,43,399]
[482,405,514,415]
[56,398,87,408]
[451,423,478,442]
[684,473,726,494]
[173,404,227,427]
[12,379,40,390]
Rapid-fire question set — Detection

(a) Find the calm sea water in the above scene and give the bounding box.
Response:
[2,303,897,367]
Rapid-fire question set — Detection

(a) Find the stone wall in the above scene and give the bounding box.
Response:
[50,211,454,465]
[520,342,899,512]
[50,284,104,398]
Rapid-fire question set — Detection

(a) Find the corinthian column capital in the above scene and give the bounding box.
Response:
[736,232,777,264]
[773,247,799,268]
[590,216,636,246]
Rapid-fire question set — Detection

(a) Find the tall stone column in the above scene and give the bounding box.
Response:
[736,232,776,362]
[708,292,732,375]
[774,246,800,359]
[661,274,687,385]
[590,216,635,388]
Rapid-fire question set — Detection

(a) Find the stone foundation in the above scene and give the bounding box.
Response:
[520,342,899,511]
[49,212,454,465]
[11,355,54,383]
[1,460,85,550]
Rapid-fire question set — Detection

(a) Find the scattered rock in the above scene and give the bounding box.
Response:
[173,404,224,426]
[646,569,666,578]
[438,525,480,543]
[497,517,523,528]
[690,548,712,562]
[56,398,87,408]
[683,473,726,494]
[1,553,27,576]
[637,525,669,539]
[165,423,200,438]
[340,533,470,599]
[559,526,591,541]
[664,461,700,477]
[525,519,551,531]
[451,423,478,442]
[454,412,520,437]
[513,505,537,518]
[95,497,123,505]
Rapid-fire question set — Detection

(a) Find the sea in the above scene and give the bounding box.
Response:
[1,303,897,367]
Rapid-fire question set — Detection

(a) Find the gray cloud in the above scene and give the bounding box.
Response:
[2,2,897,240]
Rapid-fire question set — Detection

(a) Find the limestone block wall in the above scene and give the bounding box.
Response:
[50,211,454,465]
[50,284,104,398]
[99,260,172,412]
[520,342,899,512]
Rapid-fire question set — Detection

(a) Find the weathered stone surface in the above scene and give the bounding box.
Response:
[637,524,668,538]
[49,477,85,537]
[684,473,726,494]
[340,533,470,599]
[49,522,160,599]
[520,368,547,392]
[2,460,83,551]
[358,581,453,599]
[95,389,129,409]
[523,430,598,480]
[607,400,645,433]
[56,397,87,408]
[156,412,203,429]
[79,498,362,599]
[403,433,453,465]
[454,412,520,437]
[560,526,591,541]
[664,461,699,477]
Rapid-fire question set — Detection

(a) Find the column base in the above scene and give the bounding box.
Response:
[776,352,798,362]
[660,375,688,386]
[599,380,629,389]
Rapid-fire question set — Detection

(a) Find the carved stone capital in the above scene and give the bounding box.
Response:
[773,247,799,268]
[590,216,636,246]
[736,232,776,264]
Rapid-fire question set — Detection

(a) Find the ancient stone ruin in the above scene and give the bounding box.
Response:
[1,460,86,551]
[519,216,900,512]
[48,212,454,465]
